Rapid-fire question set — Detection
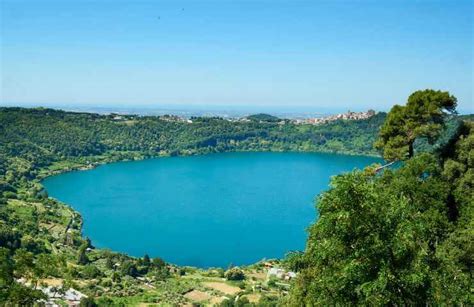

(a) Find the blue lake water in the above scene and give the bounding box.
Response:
[42,152,381,268]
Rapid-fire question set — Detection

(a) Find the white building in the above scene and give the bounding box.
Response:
[40,287,88,306]
[267,268,297,281]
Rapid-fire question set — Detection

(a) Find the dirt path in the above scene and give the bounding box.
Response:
[184,290,211,302]
[203,282,241,295]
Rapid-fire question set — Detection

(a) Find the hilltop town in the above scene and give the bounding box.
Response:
[109,109,377,126]
[292,109,376,125]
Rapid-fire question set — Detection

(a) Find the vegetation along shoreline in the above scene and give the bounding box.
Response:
[0,107,390,305]
[1,91,472,305]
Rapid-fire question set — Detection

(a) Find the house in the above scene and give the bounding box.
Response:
[267,267,285,279]
[40,287,87,306]
[267,268,297,281]
[263,262,273,268]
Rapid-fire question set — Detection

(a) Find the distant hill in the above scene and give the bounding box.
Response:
[246,113,280,122]
[458,113,474,121]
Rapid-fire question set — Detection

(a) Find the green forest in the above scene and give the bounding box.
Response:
[288,90,473,305]
[0,89,472,305]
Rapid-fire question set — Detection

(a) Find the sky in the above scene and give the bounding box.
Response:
[1,0,473,113]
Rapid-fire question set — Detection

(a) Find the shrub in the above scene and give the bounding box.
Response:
[81,265,102,279]
[224,267,245,281]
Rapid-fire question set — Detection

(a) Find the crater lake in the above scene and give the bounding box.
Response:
[42,152,382,268]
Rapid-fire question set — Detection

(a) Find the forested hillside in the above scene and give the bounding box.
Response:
[0,108,386,304]
[0,107,384,187]
[288,90,473,305]
[1,107,384,157]
[0,96,472,305]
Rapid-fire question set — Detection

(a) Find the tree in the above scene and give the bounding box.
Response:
[4,282,46,305]
[375,90,457,161]
[80,297,98,307]
[430,121,473,304]
[105,255,114,269]
[0,248,46,304]
[0,225,21,250]
[77,244,89,265]
[224,267,245,281]
[111,271,121,283]
[12,248,34,280]
[143,254,150,266]
[153,267,170,281]
[289,154,461,305]
[84,237,92,248]
[33,254,60,288]
[81,265,102,279]
[282,251,306,272]
[121,261,138,277]
[152,257,165,269]
[0,247,14,288]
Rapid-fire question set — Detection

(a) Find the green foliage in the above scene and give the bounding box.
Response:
[0,107,384,176]
[1,282,46,305]
[246,113,280,122]
[0,105,471,304]
[282,251,306,272]
[0,106,387,303]
[219,296,252,307]
[143,254,150,266]
[81,265,102,279]
[0,248,14,287]
[77,244,89,265]
[0,224,21,250]
[121,261,139,277]
[0,247,46,304]
[80,296,98,307]
[291,117,472,305]
[152,257,165,269]
[257,295,279,307]
[225,267,245,281]
[431,121,474,303]
[375,89,457,161]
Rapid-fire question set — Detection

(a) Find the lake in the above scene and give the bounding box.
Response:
[43,152,381,268]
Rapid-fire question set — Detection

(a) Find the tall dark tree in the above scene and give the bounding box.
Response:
[80,297,98,307]
[84,237,92,249]
[375,90,457,161]
[290,96,472,305]
[121,261,138,277]
[143,254,150,266]
[0,248,14,289]
[152,257,165,269]
[77,245,89,265]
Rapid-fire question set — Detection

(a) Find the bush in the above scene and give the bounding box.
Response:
[81,265,102,279]
[224,267,245,281]
[152,257,165,269]
[80,297,98,307]
[121,261,138,277]
[100,278,113,287]
[3,191,17,199]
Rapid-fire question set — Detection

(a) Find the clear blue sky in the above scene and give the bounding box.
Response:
[1,0,473,112]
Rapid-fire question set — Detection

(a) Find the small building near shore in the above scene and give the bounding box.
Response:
[40,287,87,306]
[267,267,297,281]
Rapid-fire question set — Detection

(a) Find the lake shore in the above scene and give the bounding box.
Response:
[42,151,382,267]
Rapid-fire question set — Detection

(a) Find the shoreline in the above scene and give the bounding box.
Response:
[38,148,382,269]
[38,148,381,180]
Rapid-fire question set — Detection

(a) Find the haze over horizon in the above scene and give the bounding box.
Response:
[1,0,473,113]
